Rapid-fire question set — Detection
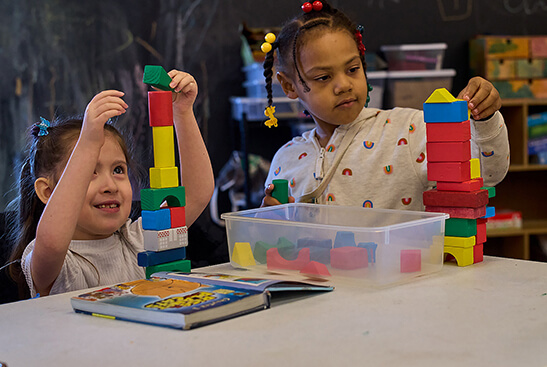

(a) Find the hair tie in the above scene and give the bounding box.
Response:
[261,33,277,54]
[355,25,366,56]
[302,1,323,12]
[37,117,50,137]
[264,106,278,128]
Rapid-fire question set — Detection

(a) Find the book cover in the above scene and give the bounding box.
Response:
[71,273,333,330]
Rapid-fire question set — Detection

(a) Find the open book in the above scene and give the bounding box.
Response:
[70,272,333,330]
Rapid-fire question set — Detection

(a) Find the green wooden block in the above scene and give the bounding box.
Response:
[272,179,289,204]
[445,218,477,237]
[481,186,496,198]
[143,65,174,91]
[253,237,296,264]
[140,186,185,211]
[145,259,191,278]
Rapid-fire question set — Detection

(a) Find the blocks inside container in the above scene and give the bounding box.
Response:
[221,203,448,287]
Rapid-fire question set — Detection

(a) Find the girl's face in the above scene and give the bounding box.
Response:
[73,134,133,240]
[282,29,368,134]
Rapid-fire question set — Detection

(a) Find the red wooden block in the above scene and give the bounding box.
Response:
[300,261,331,277]
[473,243,484,263]
[330,247,368,270]
[169,206,186,228]
[148,91,173,127]
[425,205,487,219]
[426,141,471,162]
[476,221,487,244]
[436,178,484,192]
[477,217,488,225]
[427,161,471,182]
[423,189,489,208]
[400,249,421,273]
[267,248,310,270]
[426,120,471,142]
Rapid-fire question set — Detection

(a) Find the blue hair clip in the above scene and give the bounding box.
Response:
[37,117,50,136]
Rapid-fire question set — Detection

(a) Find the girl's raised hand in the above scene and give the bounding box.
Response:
[82,90,128,145]
[457,77,502,121]
[168,70,198,115]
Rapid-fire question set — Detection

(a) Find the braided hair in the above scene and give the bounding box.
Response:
[263,1,367,111]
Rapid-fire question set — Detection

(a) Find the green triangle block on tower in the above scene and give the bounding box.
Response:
[143,65,174,91]
[425,88,459,103]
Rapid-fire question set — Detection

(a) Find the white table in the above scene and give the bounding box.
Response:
[1,256,546,367]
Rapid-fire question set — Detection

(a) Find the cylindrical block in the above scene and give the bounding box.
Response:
[148,91,173,127]
[272,179,289,204]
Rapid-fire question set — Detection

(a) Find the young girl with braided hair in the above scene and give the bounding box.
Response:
[261,0,509,209]
[7,70,214,299]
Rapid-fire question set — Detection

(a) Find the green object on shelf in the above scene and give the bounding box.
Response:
[272,179,289,204]
[143,65,174,91]
[145,259,191,278]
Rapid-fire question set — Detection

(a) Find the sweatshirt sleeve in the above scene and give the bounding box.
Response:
[470,110,510,186]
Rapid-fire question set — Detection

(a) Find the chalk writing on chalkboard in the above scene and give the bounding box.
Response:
[437,0,473,21]
[504,0,547,15]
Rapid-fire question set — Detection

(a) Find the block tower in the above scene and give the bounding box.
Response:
[138,65,191,278]
[422,88,496,266]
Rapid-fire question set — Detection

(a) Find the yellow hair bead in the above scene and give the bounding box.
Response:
[265,33,276,43]
[261,42,272,54]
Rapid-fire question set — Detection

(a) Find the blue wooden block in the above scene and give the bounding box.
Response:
[482,206,496,219]
[142,209,171,231]
[358,242,378,263]
[423,101,469,123]
[297,237,333,249]
[334,231,356,248]
[138,247,186,267]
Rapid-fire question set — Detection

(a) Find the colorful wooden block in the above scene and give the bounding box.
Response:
[253,237,295,264]
[424,88,458,103]
[330,247,368,270]
[144,226,188,252]
[231,242,256,267]
[358,242,378,263]
[423,100,469,123]
[481,186,496,198]
[444,235,476,248]
[334,231,356,248]
[427,161,471,182]
[149,166,179,189]
[267,248,310,270]
[141,186,185,211]
[445,218,477,237]
[426,120,471,142]
[145,259,191,279]
[138,247,186,267]
[470,158,481,179]
[423,189,489,208]
[473,243,484,263]
[426,141,471,162]
[142,208,171,231]
[444,246,474,267]
[272,179,289,204]
[482,206,496,219]
[147,90,174,127]
[169,206,186,228]
[152,126,176,168]
[476,221,487,244]
[300,261,331,277]
[143,65,174,92]
[297,238,333,249]
[400,249,421,273]
[426,205,486,219]
[436,178,483,192]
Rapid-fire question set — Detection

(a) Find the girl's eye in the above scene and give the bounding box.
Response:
[113,166,125,174]
[349,66,360,73]
[315,75,330,82]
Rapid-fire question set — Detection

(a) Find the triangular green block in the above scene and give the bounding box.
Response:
[143,65,174,91]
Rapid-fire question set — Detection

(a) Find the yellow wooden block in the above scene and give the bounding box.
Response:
[444,246,474,267]
[425,88,459,103]
[470,158,481,179]
[152,126,175,168]
[150,166,179,189]
[232,242,256,267]
[444,235,476,248]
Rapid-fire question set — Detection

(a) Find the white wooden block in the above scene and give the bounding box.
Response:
[144,226,188,252]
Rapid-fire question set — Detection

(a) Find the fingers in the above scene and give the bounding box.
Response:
[457,77,501,120]
[168,70,198,94]
[86,90,128,122]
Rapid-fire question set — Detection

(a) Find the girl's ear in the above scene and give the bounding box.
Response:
[34,177,54,205]
[277,72,299,99]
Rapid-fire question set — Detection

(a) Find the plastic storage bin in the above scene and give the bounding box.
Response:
[221,203,448,287]
[381,43,447,70]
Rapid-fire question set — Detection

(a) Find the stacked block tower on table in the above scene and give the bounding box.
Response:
[139,65,191,278]
[422,88,496,267]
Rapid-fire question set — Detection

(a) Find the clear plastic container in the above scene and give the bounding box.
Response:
[221,203,448,287]
[381,43,447,70]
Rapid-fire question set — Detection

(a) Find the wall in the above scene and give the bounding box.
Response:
[0,0,546,211]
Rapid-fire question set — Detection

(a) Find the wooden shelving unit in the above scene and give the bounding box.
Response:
[485,98,547,260]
